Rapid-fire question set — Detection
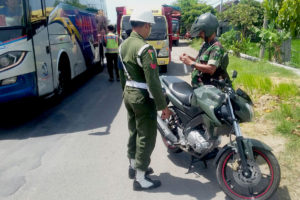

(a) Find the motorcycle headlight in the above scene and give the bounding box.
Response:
[158,41,169,57]
[0,51,26,72]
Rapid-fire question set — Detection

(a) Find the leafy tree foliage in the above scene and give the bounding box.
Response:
[277,0,300,37]
[263,0,300,37]
[218,0,264,37]
[254,25,290,62]
[174,0,216,34]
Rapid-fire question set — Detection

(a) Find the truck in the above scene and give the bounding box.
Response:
[163,5,181,46]
[116,6,173,73]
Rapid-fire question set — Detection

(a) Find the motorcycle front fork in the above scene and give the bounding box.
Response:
[227,95,252,178]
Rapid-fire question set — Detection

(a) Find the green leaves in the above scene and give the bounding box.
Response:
[219,0,264,37]
[174,0,216,33]
[219,29,251,56]
[263,0,300,37]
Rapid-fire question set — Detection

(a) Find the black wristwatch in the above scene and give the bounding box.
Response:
[191,62,197,69]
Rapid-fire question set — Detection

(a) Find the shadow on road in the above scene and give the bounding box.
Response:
[148,172,230,200]
[0,68,123,140]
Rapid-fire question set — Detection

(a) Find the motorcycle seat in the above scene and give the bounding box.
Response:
[162,76,193,106]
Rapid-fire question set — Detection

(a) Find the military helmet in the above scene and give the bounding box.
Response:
[130,8,155,24]
[190,13,219,38]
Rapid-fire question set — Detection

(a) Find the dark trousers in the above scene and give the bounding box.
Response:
[99,43,104,66]
[105,53,119,79]
[124,87,157,171]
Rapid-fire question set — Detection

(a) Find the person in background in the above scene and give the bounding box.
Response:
[119,9,173,190]
[179,13,229,89]
[0,0,22,26]
[103,24,121,82]
[95,9,108,69]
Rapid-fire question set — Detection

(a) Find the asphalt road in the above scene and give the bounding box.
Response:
[0,40,279,200]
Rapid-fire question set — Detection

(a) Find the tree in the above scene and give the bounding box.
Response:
[219,1,264,37]
[174,0,216,34]
[263,0,300,37]
[277,0,300,37]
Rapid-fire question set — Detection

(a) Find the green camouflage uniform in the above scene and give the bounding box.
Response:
[119,32,167,171]
[191,38,229,88]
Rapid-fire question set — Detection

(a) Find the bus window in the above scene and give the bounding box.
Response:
[0,0,24,27]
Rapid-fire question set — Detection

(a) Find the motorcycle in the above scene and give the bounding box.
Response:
[157,71,280,200]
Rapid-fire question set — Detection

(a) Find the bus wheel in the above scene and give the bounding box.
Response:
[56,58,71,97]
[159,65,167,73]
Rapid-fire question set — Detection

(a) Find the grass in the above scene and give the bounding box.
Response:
[291,39,300,68]
[245,39,300,69]
[228,55,297,78]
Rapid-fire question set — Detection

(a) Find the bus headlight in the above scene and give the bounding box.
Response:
[158,41,169,57]
[0,51,26,72]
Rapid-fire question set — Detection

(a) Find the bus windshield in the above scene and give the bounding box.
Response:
[0,0,25,27]
[172,20,179,33]
[121,15,167,41]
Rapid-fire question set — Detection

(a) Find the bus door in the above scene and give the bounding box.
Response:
[28,0,54,96]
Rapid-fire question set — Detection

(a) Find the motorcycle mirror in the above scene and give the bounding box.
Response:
[232,70,238,79]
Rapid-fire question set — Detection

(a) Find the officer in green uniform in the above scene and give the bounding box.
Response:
[119,9,172,190]
[180,13,229,88]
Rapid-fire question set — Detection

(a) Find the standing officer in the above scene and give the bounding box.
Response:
[104,24,120,81]
[119,9,172,190]
[95,10,107,68]
[180,13,229,88]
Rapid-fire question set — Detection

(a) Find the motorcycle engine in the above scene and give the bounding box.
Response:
[186,130,220,154]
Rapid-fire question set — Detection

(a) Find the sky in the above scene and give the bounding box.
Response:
[105,0,176,24]
[91,0,263,24]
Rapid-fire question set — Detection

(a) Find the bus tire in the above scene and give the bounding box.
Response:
[56,55,71,97]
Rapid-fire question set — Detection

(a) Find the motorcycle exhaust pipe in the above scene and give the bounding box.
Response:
[157,115,178,144]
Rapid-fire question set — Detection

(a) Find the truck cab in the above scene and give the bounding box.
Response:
[116,7,172,73]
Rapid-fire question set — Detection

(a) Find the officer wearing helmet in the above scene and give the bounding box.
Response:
[180,12,229,88]
[119,8,173,190]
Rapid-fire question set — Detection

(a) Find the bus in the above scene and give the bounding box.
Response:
[0,0,100,104]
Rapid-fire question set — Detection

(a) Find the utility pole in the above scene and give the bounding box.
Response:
[220,0,223,13]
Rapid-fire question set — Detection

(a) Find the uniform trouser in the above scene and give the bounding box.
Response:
[105,53,119,79]
[99,42,104,65]
[123,87,157,171]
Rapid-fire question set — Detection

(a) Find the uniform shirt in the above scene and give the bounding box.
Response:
[119,31,167,111]
[103,32,120,54]
[191,38,228,88]
[95,15,107,33]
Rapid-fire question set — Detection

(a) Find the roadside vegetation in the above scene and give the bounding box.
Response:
[177,0,299,197]
[229,56,300,200]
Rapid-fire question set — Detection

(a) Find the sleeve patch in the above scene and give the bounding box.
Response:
[148,49,157,69]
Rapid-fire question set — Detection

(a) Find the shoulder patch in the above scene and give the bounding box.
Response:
[148,49,157,69]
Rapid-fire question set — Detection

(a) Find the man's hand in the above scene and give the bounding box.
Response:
[161,107,173,120]
[179,53,193,66]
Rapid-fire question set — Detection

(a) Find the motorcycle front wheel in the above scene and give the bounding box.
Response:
[216,148,280,200]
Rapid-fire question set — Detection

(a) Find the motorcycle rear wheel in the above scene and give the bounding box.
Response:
[216,148,280,200]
